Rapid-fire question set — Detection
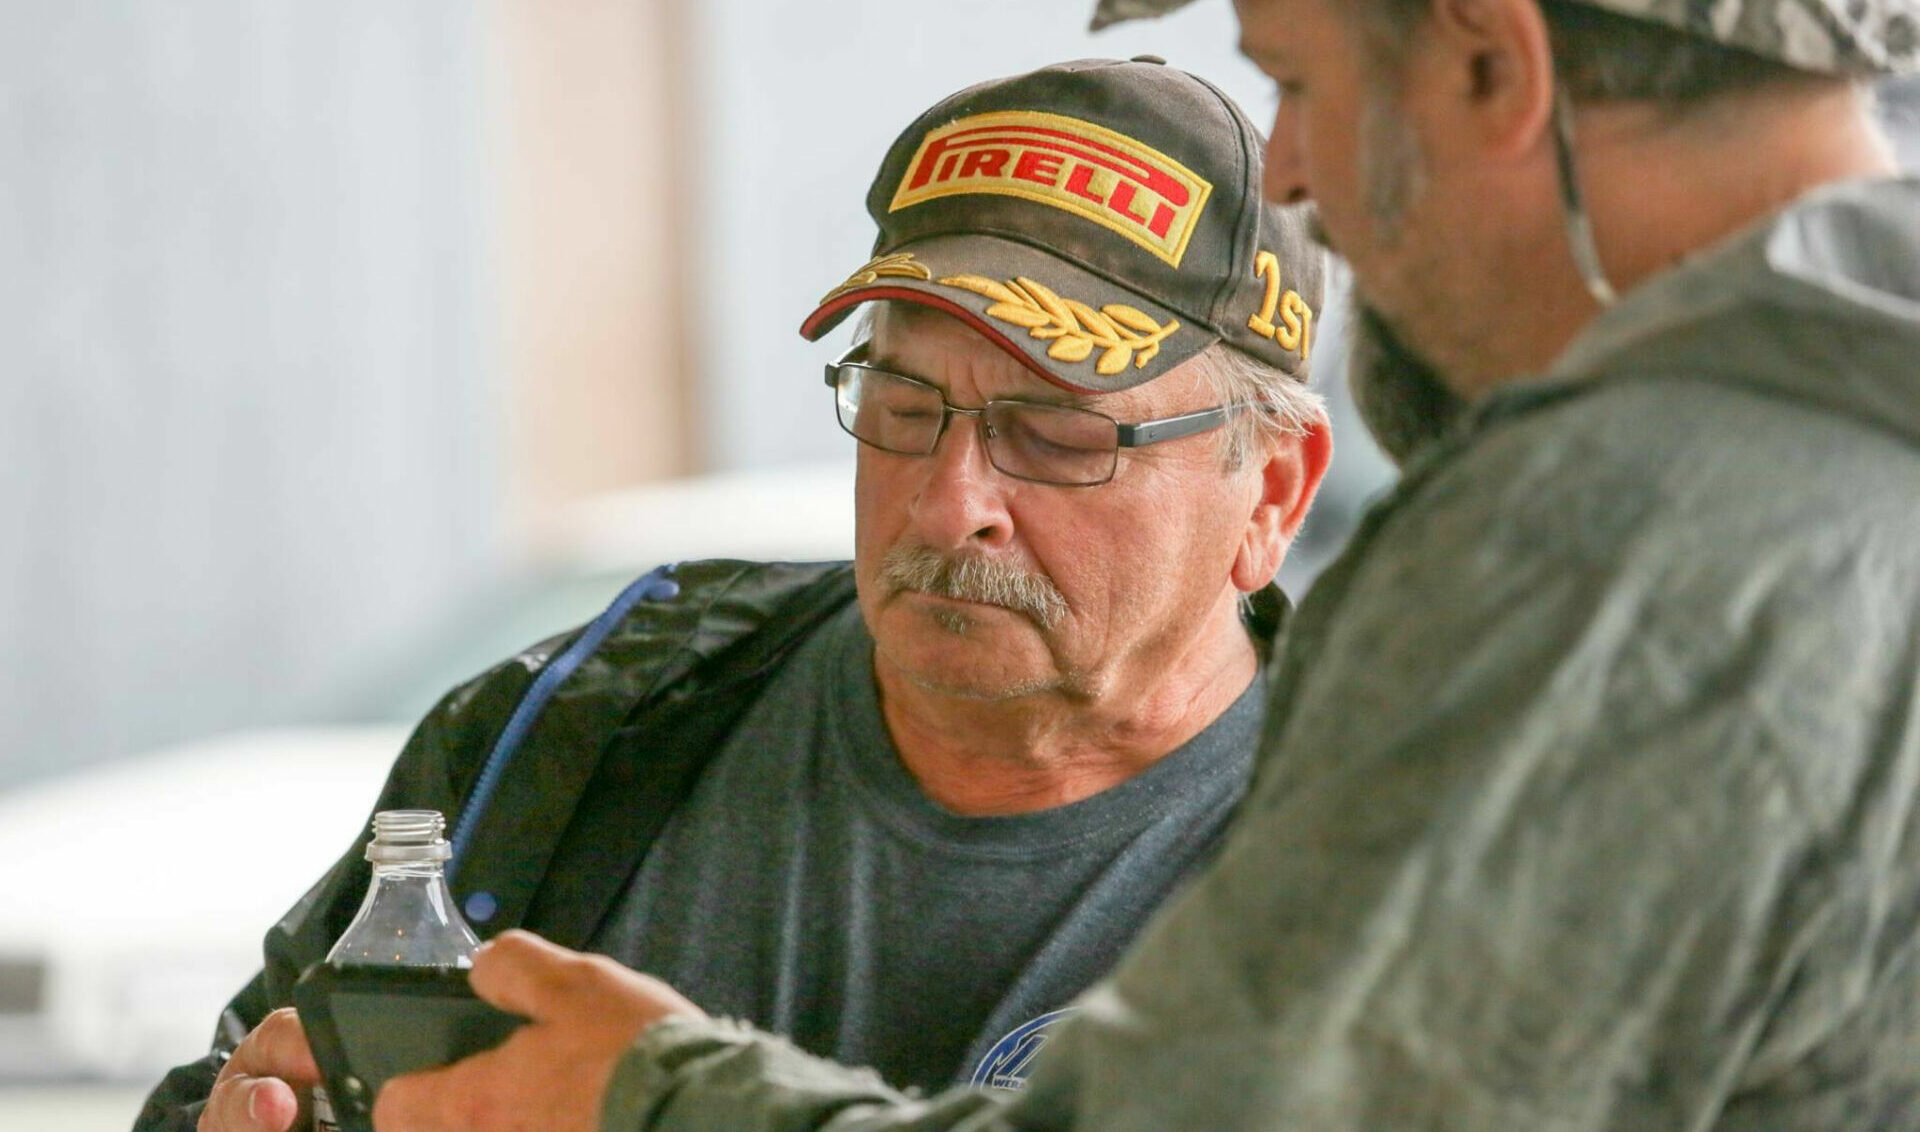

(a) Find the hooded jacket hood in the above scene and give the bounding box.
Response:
[1546,175,1920,451]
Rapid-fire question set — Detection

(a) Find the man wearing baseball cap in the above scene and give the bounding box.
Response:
[349,1,1920,1130]
[150,58,1335,1132]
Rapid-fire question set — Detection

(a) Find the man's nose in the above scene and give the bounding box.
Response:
[907,414,1015,552]
[1263,106,1312,205]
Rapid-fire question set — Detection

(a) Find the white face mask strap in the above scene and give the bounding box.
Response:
[1552,81,1618,307]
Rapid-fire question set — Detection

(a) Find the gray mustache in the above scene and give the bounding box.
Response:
[879,544,1068,630]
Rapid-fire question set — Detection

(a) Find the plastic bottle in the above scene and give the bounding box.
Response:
[312,809,479,1132]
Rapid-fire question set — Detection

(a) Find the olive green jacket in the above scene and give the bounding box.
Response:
[602,177,1920,1131]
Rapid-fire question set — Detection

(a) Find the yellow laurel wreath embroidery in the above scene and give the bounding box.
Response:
[820,252,932,303]
[937,274,1179,377]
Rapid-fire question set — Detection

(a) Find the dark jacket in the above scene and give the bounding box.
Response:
[134,558,863,1130]
[137,555,1290,1129]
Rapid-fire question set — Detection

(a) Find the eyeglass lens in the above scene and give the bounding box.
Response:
[834,368,1119,486]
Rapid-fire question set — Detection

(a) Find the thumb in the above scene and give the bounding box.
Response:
[466,929,580,1020]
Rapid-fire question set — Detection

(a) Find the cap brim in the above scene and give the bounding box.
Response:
[799,234,1216,394]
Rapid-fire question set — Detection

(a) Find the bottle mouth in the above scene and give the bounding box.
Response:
[365,809,453,864]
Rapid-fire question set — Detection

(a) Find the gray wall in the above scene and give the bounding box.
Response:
[0,2,496,786]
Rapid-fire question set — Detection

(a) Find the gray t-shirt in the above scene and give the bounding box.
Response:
[592,603,1260,1092]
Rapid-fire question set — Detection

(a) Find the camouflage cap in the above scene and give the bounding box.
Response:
[800,57,1324,394]
[1092,0,1920,76]
[1088,0,1201,31]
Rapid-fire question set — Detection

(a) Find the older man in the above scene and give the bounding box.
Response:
[139,57,1332,1132]
[361,2,1920,1131]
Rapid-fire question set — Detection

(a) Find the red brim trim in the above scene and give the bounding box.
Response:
[800,285,1100,394]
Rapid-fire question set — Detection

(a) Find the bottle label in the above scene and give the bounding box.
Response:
[314,1083,339,1132]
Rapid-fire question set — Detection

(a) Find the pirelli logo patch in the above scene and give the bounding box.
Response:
[888,111,1212,268]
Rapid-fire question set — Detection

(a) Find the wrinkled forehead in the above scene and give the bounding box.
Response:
[869,302,1065,394]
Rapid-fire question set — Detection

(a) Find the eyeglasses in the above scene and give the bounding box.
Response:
[824,345,1249,487]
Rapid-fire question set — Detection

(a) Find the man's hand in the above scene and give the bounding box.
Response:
[198,1007,322,1131]
[372,929,707,1132]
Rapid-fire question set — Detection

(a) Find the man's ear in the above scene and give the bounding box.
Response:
[1231,412,1332,593]
[1426,0,1557,159]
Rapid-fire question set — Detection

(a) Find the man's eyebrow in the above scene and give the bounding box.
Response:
[993,382,1097,410]
[862,346,930,384]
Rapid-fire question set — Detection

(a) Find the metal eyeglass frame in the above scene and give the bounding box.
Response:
[823,342,1252,487]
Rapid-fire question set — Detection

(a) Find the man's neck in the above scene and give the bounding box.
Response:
[872,600,1260,817]
[1452,79,1899,398]
[1581,80,1898,300]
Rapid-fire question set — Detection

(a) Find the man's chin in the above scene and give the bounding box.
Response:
[901,669,1060,703]
[873,615,1061,702]
[1347,300,1469,466]
[886,654,1061,703]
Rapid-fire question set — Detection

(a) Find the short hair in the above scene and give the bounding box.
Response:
[853,303,1323,473]
[1186,343,1325,471]
[1348,0,1810,106]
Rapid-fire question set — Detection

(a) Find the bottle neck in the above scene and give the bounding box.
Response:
[326,860,479,967]
[370,861,450,880]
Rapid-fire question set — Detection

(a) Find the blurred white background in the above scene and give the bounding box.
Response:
[2,1,1915,1128]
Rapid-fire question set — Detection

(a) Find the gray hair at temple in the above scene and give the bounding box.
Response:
[1187,342,1325,471]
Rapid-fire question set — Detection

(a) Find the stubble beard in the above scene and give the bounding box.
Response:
[1348,303,1468,465]
[1341,89,1470,465]
[1358,89,1424,244]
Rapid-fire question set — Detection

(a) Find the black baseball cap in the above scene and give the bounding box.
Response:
[800,57,1324,394]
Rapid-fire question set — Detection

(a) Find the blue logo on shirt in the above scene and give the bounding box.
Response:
[969,1008,1078,1091]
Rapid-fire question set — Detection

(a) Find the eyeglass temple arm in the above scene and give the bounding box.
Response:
[824,342,873,387]
[1116,405,1238,448]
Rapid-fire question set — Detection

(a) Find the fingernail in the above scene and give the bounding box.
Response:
[246,1082,261,1121]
